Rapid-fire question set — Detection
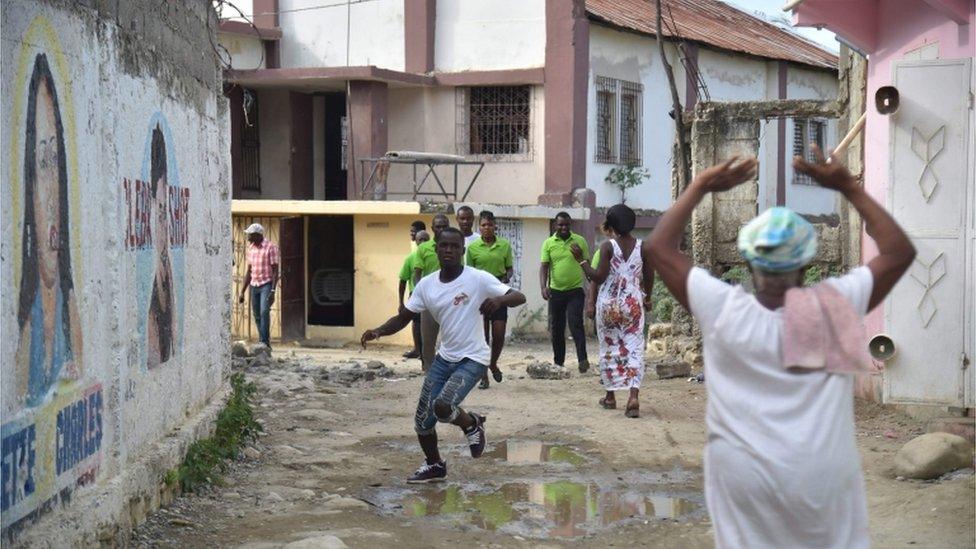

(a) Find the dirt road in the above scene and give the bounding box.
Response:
[133,341,975,548]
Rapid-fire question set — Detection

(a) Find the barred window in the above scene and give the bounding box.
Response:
[241,88,261,192]
[456,86,531,160]
[793,119,826,185]
[594,77,643,165]
[595,77,616,163]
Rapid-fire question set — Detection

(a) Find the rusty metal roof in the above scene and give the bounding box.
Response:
[586,0,838,69]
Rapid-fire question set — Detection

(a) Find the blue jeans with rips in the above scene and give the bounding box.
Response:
[250,282,273,345]
[414,355,487,434]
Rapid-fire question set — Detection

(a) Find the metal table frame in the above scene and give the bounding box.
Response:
[359,157,485,201]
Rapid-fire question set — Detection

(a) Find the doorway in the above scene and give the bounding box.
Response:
[307,216,354,326]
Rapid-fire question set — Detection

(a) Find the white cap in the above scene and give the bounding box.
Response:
[244,223,265,235]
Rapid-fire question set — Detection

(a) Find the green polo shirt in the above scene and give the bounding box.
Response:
[399,251,418,293]
[414,239,440,277]
[466,236,513,278]
[541,232,589,291]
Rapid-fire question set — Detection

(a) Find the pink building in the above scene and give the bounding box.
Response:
[792,0,974,409]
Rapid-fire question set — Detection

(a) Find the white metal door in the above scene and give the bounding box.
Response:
[884,58,973,406]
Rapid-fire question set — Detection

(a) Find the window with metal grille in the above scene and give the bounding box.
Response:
[595,77,616,164]
[619,81,642,165]
[793,118,826,185]
[456,86,532,160]
[241,89,261,192]
[593,77,643,165]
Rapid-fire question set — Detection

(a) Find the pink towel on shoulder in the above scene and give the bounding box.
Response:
[782,282,881,375]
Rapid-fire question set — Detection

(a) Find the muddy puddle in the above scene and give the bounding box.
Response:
[484,440,587,466]
[369,472,702,538]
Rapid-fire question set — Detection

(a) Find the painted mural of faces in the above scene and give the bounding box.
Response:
[16,53,84,407]
[146,125,176,368]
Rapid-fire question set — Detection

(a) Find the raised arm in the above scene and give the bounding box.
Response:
[573,241,612,285]
[645,156,758,310]
[361,307,416,348]
[793,145,915,310]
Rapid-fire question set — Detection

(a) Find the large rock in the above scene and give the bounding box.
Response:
[283,535,348,549]
[250,342,272,359]
[654,359,691,380]
[232,340,250,357]
[526,361,571,380]
[894,432,973,480]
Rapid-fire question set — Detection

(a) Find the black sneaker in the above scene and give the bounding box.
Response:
[406,460,447,483]
[464,414,487,458]
[578,360,590,373]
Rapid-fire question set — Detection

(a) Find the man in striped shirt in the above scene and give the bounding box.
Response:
[238,223,279,348]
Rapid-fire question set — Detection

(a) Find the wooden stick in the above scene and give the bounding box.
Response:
[828,112,866,163]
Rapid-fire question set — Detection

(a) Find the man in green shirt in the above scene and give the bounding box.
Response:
[399,230,430,359]
[466,210,513,389]
[539,211,590,372]
[414,214,451,371]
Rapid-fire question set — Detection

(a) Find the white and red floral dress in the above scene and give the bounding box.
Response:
[597,239,645,390]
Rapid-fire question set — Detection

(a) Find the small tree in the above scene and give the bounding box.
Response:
[605,165,650,203]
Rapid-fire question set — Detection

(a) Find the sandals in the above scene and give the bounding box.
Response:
[625,401,640,418]
[599,397,617,409]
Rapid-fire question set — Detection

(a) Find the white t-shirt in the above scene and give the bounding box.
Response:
[688,266,874,549]
[406,267,511,365]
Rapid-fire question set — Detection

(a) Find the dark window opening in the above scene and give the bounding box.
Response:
[464,85,531,157]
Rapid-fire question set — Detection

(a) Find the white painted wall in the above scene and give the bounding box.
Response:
[219,33,265,70]
[435,0,546,72]
[697,48,768,101]
[785,65,839,216]
[586,25,677,211]
[278,0,405,71]
[1,1,229,538]
[387,85,546,204]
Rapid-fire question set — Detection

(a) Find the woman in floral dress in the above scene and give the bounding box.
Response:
[573,204,654,417]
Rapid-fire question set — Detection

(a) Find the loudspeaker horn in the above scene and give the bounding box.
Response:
[875,86,900,115]
[868,333,897,362]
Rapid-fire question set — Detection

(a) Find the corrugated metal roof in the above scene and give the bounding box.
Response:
[586,0,838,69]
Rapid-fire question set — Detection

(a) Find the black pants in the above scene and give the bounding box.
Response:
[549,288,587,365]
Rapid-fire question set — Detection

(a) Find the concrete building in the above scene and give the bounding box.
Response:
[218,0,842,344]
[1,0,230,544]
[790,0,974,411]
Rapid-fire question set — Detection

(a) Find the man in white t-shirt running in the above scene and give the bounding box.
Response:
[362,227,526,483]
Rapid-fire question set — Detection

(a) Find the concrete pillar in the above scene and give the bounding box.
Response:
[347,80,389,199]
[404,0,435,73]
[539,0,588,206]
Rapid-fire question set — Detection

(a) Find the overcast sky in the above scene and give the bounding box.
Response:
[720,0,840,52]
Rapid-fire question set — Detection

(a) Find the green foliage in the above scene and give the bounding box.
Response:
[803,264,842,285]
[720,265,751,285]
[175,373,262,492]
[649,276,677,323]
[605,165,649,203]
[512,305,546,338]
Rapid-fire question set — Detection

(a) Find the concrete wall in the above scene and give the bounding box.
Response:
[386,86,546,204]
[434,0,546,72]
[220,33,266,71]
[586,24,838,215]
[0,0,229,543]
[586,25,676,211]
[256,89,293,199]
[278,0,405,71]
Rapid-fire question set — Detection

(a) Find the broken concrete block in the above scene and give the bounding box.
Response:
[654,359,691,380]
[894,432,973,480]
[526,361,571,380]
[231,340,249,357]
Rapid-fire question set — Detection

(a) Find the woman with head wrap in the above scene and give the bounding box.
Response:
[572,204,654,417]
[645,148,915,548]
